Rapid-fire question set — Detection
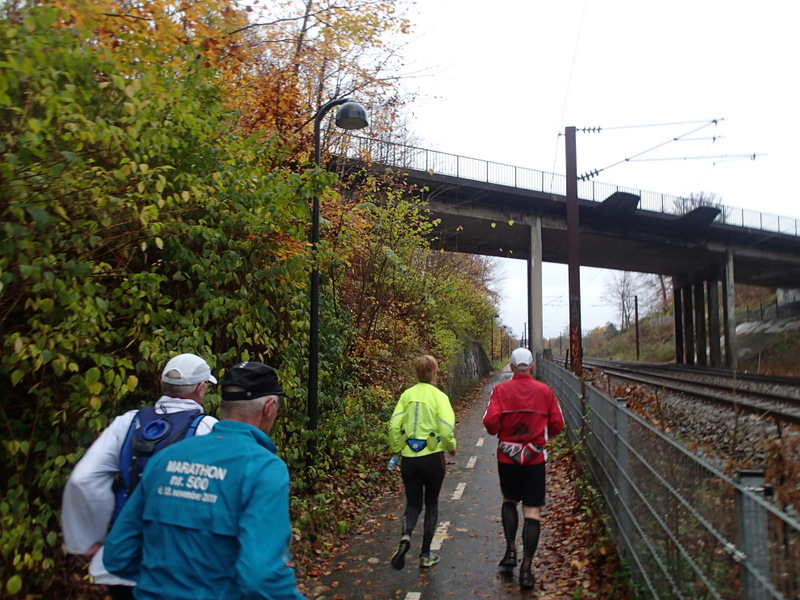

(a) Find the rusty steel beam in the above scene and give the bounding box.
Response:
[565,126,582,374]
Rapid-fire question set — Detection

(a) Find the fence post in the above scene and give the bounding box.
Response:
[615,398,633,556]
[735,469,769,600]
[579,380,588,447]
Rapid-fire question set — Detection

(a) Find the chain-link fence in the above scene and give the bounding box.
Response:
[538,357,800,599]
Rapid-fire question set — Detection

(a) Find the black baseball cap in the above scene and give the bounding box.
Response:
[220,362,283,400]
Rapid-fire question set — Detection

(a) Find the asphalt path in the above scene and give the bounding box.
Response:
[307,369,552,600]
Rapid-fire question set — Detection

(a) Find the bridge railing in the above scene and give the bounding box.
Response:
[345,136,800,238]
[538,356,800,600]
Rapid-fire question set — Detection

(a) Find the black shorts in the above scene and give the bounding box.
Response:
[498,461,546,507]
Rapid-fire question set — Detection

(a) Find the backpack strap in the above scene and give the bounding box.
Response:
[113,408,144,522]
[186,413,206,437]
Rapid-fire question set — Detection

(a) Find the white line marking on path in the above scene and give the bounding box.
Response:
[451,482,466,501]
[404,593,421,600]
[466,455,477,469]
[476,436,484,447]
[430,521,450,551]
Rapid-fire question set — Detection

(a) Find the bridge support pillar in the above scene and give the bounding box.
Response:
[682,285,695,365]
[694,281,708,366]
[707,278,722,367]
[529,217,544,356]
[673,282,684,364]
[723,251,738,369]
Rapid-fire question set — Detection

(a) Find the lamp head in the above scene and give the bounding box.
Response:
[335,101,369,130]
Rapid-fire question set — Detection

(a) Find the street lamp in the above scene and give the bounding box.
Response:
[309,98,369,466]
[491,313,498,362]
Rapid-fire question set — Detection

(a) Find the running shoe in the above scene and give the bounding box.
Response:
[390,537,410,570]
[520,569,535,590]
[498,548,517,568]
[419,552,440,568]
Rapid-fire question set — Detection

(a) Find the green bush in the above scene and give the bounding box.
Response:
[0,5,501,595]
[0,8,323,594]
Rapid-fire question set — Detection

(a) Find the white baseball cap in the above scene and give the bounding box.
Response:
[510,347,533,369]
[161,353,217,385]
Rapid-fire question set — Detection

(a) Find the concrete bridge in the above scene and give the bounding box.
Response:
[343,137,800,369]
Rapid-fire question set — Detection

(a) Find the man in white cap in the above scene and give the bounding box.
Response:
[482,347,565,591]
[62,353,219,600]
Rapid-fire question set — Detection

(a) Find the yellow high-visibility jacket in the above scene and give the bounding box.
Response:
[388,382,457,457]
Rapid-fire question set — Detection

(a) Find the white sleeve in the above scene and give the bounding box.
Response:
[61,411,137,554]
[194,415,218,436]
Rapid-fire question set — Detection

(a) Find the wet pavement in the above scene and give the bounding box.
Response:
[307,369,553,600]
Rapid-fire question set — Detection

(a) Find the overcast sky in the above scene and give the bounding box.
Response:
[395,0,800,340]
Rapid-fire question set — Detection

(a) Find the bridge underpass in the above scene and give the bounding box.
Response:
[344,138,800,369]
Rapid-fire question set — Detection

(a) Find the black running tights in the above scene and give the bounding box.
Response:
[400,452,446,554]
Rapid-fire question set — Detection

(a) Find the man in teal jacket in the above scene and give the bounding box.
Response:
[387,355,457,570]
[104,361,305,600]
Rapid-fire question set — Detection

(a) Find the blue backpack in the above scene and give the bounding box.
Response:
[113,406,205,520]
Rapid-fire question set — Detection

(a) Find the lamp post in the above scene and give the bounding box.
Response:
[491,313,498,362]
[309,98,368,465]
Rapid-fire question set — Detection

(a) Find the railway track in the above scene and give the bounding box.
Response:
[573,357,800,427]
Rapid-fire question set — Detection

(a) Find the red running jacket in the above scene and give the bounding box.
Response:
[482,372,565,465]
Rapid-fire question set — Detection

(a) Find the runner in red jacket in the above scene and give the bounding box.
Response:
[482,347,565,591]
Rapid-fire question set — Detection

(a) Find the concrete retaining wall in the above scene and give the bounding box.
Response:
[443,339,492,402]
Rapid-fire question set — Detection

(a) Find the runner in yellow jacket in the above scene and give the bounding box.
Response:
[387,355,457,569]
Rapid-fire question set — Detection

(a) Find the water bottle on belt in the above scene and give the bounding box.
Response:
[426,432,439,451]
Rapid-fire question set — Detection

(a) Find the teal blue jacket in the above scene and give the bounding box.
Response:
[104,420,305,600]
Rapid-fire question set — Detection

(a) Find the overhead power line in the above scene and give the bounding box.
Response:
[629,153,763,163]
[583,119,723,131]
[679,136,725,143]
[577,119,728,181]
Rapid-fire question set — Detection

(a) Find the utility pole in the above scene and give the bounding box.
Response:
[635,295,640,360]
[565,126,582,374]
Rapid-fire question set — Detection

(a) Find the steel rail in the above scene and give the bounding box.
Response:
[586,357,800,388]
[582,359,800,427]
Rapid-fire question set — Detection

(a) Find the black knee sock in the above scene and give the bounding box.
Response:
[501,501,518,550]
[522,518,541,562]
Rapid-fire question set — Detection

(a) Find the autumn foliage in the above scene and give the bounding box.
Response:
[0,0,505,596]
